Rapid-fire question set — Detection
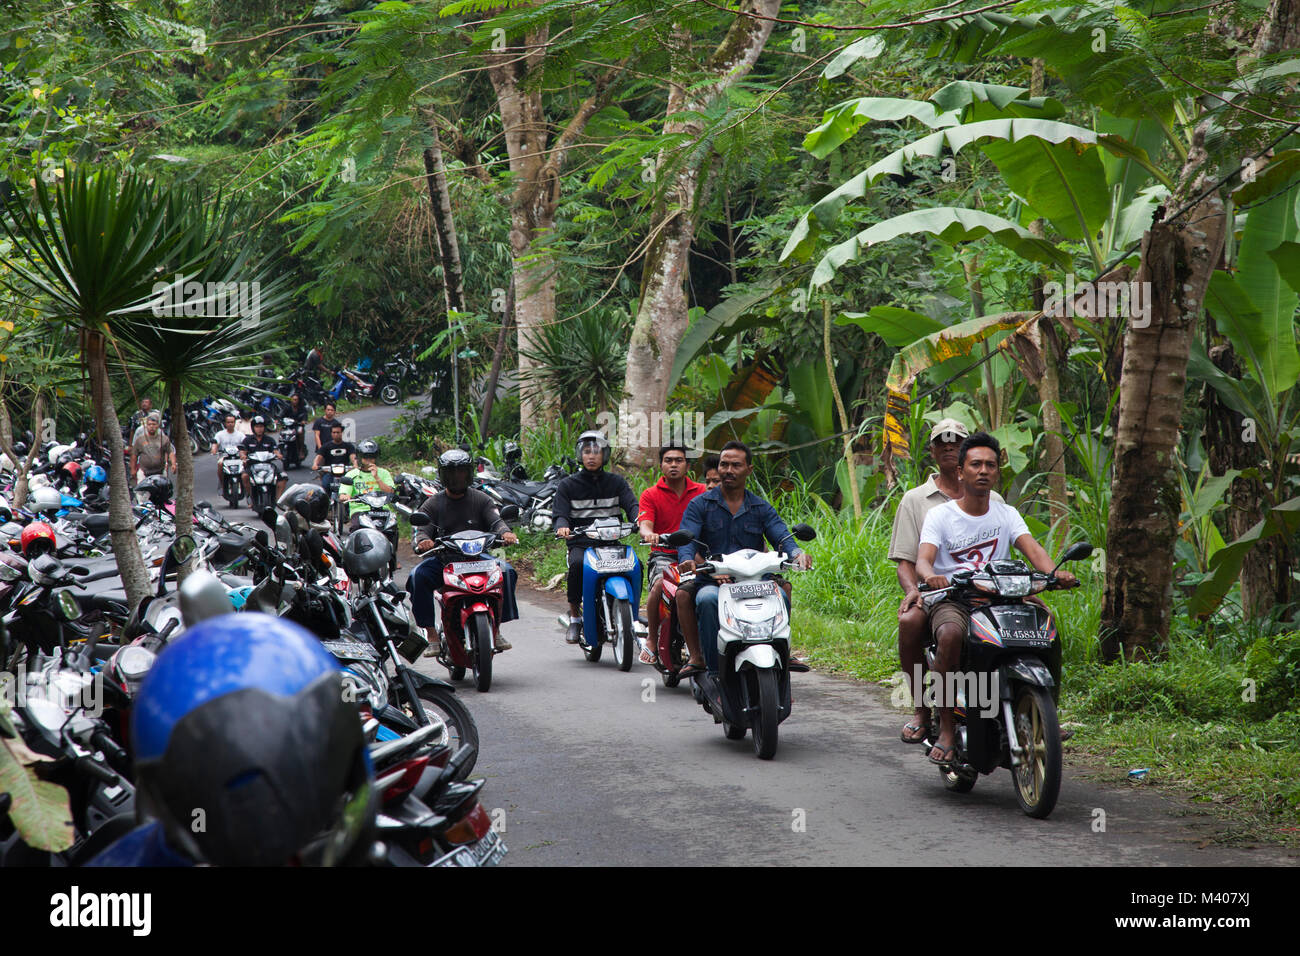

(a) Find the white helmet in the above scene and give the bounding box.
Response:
[576,430,610,468]
[31,486,63,514]
[48,443,72,466]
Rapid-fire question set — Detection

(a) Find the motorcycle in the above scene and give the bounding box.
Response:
[219,449,245,508]
[649,561,690,688]
[278,417,305,470]
[562,518,642,672]
[245,450,280,511]
[351,491,399,576]
[409,512,513,693]
[914,542,1091,819]
[665,524,816,760]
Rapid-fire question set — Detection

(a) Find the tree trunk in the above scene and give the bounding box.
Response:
[0,388,39,510]
[1101,132,1227,661]
[423,125,467,426]
[85,331,151,610]
[480,279,515,443]
[169,380,194,584]
[619,1,782,466]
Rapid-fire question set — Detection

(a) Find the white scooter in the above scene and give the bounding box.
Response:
[665,524,815,759]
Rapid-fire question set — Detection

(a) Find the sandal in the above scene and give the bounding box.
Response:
[900,722,928,745]
[638,646,658,665]
[677,662,707,679]
[927,743,957,767]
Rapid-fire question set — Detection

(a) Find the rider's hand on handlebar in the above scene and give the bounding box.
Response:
[556,527,572,539]
[677,559,695,575]
[714,574,734,584]
[792,552,812,571]
[502,531,519,546]
[1054,570,1080,589]
[925,574,949,590]
[639,529,659,546]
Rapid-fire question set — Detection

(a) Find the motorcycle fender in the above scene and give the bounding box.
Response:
[1001,658,1054,689]
[603,576,632,602]
[458,602,493,629]
[733,644,780,672]
[404,668,458,694]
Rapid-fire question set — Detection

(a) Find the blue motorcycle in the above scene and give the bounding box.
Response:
[567,517,642,671]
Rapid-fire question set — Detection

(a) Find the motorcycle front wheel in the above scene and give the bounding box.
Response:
[747,667,780,759]
[414,685,479,781]
[470,612,493,693]
[610,598,634,672]
[380,383,401,405]
[1011,684,1061,818]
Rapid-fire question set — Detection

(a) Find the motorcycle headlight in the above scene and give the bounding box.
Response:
[486,565,502,587]
[736,618,777,641]
[996,575,1031,596]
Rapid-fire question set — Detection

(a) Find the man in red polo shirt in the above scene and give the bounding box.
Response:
[636,444,707,664]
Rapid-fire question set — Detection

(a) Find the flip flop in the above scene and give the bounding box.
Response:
[927,743,957,767]
[638,646,658,665]
[900,722,927,745]
[677,663,706,679]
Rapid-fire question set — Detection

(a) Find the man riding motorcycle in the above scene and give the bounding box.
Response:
[240,414,287,501]
[210,412,245,488]
[338,439,395,532]
[409,449,520,656]
[553,430,639,646]
[312,422,357,495]
[912,432,1077,768]
[636,444,707,665]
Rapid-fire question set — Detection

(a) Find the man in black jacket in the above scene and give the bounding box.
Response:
[408,449,519,655]
[553,430,639,645]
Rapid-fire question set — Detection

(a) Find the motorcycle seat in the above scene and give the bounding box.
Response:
[83,513,111,535]
[500,480,549,497]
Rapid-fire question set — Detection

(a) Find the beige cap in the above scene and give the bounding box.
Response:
[929,418,969,442]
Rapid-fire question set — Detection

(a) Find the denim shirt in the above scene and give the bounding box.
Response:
[676,487,802,563]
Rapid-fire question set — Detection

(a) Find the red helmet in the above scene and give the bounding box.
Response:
[63,460,82,482]
[20,521,56,559]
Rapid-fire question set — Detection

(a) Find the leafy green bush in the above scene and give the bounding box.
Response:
[1072,636,1245,722]
[1243,631,1300,720]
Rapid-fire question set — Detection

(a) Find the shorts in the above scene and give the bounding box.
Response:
[647,550,676,589]
[926,598,969,635]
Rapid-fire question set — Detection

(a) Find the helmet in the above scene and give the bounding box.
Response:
[63,460,82,483]
[251,415,268,429]
[30,486,63,515]
[286,484,329,524]
[20,521,56,559]
[576,429,610,468]
[438,448,473,494]
[12,442,27,457]
[341,527,392,580]
[135,474,174,507]
[86,464,108,485]
[131,613,374,866]
[356,439,379,459]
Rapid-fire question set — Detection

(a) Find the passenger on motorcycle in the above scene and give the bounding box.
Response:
[889,418,1003,745]
[635,444,707,665]
[674,442,812,678]
[338,439,395,531]
[312,422,357,494]
[912,432,1077,768]
[409,449,520,655]
[210,413,245,486]
[553,430,639,646]
[240,415,287,500]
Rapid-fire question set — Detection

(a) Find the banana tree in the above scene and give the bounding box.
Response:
[0,166,211,610]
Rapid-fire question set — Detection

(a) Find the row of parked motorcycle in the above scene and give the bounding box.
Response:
[0,427,505,866]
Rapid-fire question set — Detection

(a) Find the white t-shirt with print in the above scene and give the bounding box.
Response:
[213,428,245,455]
[919,499,1031,578]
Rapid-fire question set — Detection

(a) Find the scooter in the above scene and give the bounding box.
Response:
[665,524,816,759]
[409,513,512,693]
[562,517,642,672]
[278,416,305,470]
[219,449,244,507]
[246,450,280,511]
[914,542,1091,819]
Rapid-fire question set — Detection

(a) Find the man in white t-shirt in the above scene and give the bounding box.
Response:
[210,413,245,486]
[915,432,1077,767]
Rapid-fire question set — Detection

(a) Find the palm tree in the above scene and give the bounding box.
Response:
[117,190,291,569]
[0,166,215,608]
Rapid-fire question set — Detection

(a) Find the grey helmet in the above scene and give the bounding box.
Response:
[575,429,610,468]
[342,527,391,580]
[357,439,380,460]
[30,486,63,515]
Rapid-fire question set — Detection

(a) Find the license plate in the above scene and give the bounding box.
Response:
[433,830,507,868]
[322,640,380,661]
[728,581,777,599]
[450,560,495,575]
[596,559,634,572]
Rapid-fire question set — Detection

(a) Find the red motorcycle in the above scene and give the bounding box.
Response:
[410,515,508,693]
[650,562,692,688]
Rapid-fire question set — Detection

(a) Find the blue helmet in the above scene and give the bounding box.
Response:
[131,613,374,866]
[85,464,107,485]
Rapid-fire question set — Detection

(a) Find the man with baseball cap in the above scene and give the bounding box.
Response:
[888,417,1003,744]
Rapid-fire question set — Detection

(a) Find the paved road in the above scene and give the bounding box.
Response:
[416,586,1296,867]
[193,403,411,522]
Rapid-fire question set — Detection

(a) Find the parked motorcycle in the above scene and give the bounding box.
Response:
[914,542,1090,819]
[665,524,816,759]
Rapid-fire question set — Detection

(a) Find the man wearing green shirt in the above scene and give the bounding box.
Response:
[338,438,396,531]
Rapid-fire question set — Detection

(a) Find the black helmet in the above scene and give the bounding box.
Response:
[135,474,174,507]
[438,448,472,494]
[576,429,610,468]
[357,439,379,459]
[251,415,268,429]
[342,527,392,580]
[287,484,329,524]
[12,442,27,457]
[131,613,375,866]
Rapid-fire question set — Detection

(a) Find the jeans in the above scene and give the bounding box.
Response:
[407,554,519,628]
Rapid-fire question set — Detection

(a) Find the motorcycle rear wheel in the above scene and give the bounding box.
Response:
[1011,684,1061,818]
[380,384,401,405]
[470,612,493,693]
[414,685,479,781]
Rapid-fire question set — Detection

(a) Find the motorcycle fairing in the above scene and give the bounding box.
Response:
[581,545,642,642]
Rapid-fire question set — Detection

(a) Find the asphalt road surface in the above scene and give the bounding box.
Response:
[417,587,1295,867]
[199,403,1296,867]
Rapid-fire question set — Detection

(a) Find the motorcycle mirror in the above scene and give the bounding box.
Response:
[791,523,817,542]
[56,589,80,621]
[409,512,431,527]
[180,570,235,627]
[499,505,520,521]
[663,530,694,547]
[68,564,90,576]
[1052,541,1093,574]
[255,529,270,547]
[260,507,279,530]
[168,535,199,567]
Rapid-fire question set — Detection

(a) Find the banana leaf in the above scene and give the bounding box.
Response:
[668,281,781,394]
[836,307,946,347]
[1190,495,1300,618]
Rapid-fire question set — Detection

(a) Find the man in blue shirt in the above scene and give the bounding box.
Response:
[675,441,812,677]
